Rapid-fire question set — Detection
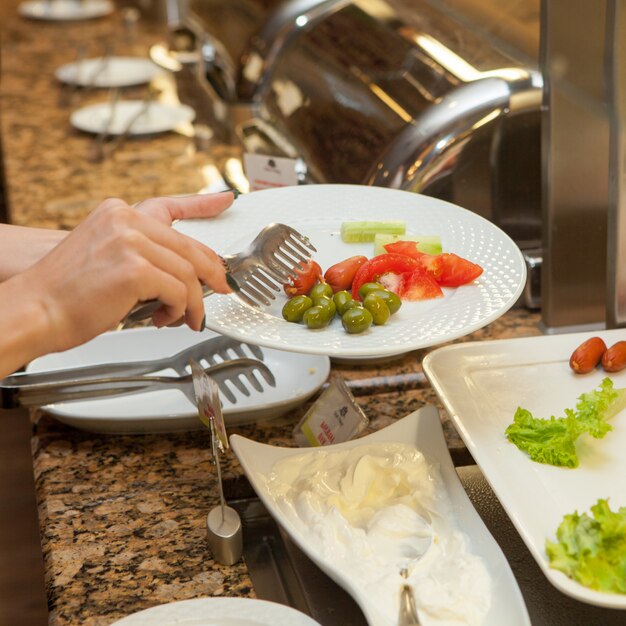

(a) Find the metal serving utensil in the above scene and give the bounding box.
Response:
[0,358,275,409]
[122,222,316,326]
[398,568,420,626]
[87,87,120,163]
[102,87,156,159]
[0,336,263,386]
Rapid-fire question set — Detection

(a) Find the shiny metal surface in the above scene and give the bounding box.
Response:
[238,0,352,101]
[607,2,626,328]
[185,1,543,293]
[365,71,541,193]
[540,0,609,330]
[0,358,276,408]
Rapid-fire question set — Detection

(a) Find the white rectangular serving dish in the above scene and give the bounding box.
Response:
[423,329,626,609]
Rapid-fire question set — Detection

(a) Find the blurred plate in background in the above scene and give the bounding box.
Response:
[19,0,114,21]
[56,57,162,88]
[70,100,195,136]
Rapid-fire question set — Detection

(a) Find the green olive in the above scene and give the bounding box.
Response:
[282,295,313,322]
[358,281,384,300]
[363,293,391,325]
[341,299,363,313]
[308,282,334,301]
[314,295,337,319]
[341,307,374,334]
[333,290,353,315]
[303,305,332,329]
[372,289,402,315]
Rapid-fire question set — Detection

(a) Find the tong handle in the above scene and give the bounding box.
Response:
[122,285,215,327]
[1,376,161,409]
[0,359,266,409]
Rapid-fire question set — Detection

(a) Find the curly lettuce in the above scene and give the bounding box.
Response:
[546,498,626,594]
[505,378,626,468]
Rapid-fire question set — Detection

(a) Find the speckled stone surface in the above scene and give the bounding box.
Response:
[1,6,544,626]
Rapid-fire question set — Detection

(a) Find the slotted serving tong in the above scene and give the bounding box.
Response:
[123,222,316,326]
[0,336,274,409]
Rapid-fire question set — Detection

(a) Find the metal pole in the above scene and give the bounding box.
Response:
[540,0,609,331]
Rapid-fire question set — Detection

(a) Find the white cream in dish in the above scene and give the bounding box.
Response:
[266,442,491,626]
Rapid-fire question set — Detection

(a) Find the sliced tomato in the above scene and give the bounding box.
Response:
[323,255,368,292]
[384,241,443,280]
[398,269,443,301]
[384,241,483,287]
[351,253,422,300]
[383,240,424,258]
[283,260,323,296]
[436,253,483,287]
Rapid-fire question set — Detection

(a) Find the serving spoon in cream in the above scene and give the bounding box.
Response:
[398,568,420,626]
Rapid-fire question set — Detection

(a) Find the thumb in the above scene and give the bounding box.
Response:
[135,190,237,223]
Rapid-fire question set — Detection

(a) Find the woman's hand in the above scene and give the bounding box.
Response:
[0,192,235,375]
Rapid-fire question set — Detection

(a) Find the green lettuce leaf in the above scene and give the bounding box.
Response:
[505,377,625,467]
[546,498,626,594]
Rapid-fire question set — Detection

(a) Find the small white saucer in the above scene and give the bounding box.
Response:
[56,57,162,88]
[19,0,114,21]
[70,100,195,136]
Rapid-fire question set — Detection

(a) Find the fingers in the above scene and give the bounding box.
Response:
[104,205,230,328]
[138,216,231,294]
[134,190,236,223]
[125,235,207,329]
[93,198,232,330]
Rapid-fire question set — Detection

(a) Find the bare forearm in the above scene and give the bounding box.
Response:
[0,224,68,281]
[0,275,53,378]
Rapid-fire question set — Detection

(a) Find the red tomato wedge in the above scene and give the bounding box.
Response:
[283,260,323,296]
[384,241,483,287]
[324,255,368,292]
[351,253,422,300]
[436,253,483,287]
[399,269,444,301]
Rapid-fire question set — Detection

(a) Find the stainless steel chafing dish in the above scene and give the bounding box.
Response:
[180,0,542,306]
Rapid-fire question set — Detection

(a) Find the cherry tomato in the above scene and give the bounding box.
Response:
[323,255,368,293]
[283,260,323,297]
[351,253,422,300]
[384,241,483,287]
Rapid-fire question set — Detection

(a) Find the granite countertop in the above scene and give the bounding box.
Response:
[1,5,544,626]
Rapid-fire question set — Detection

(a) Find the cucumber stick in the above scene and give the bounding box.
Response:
[340,220,406,243]
[373,233,442,256]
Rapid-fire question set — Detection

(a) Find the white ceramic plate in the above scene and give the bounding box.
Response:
[26,327,330,433]
[56,57,162,88]
[175,185,526,358]
[70,101,195,136]
[231,405,530,626]
[19,0,113,21]
[422,329,626,609]
[110,597,322,625]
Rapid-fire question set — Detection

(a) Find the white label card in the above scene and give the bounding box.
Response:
[293,375,369,447]
[243,153,300,191]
